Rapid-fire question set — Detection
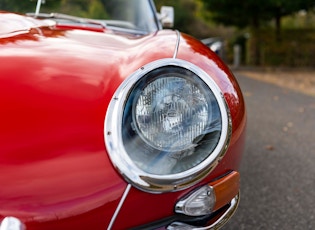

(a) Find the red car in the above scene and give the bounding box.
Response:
[0,0,246,229]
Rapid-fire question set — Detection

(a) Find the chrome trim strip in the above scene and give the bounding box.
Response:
[104,58,232,193]
[167,193,240,230]
[173,30,180,59]
[107,184,132,230]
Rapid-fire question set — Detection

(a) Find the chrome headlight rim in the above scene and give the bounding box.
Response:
[104,58,231,193]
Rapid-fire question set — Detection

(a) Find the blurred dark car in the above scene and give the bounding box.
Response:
[201,37,224,58]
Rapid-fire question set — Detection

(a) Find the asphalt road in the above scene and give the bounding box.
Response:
[222,73,315,230]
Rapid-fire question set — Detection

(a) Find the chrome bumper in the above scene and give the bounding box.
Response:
[0,194,239,230]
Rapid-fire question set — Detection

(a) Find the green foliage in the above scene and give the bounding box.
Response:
[0,0,60,14]
[201,0,314,28]
[271,0,314,17]
[260,29,315,67]
[155,0,198,33]
[201,0,268,28]
[2,0,314,67]
[282,11,315,29]
[57,0,107,18]
[57,0,85,15]
[201,0,315,65]
[84,0,107,19]
[155,0,212,37]
[0,0,107,18]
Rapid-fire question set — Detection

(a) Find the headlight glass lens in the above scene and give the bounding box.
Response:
[135,75,210,152]
[122,66,222,175]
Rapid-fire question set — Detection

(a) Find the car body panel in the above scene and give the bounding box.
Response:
[0,12,178,228]
[0,7,246,230]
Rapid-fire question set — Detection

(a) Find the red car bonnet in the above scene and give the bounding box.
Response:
[0,12,178,228]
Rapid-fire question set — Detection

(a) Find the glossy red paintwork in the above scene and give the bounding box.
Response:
[0,12,246,230]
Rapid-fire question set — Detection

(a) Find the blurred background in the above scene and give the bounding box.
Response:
[1,0,315,68]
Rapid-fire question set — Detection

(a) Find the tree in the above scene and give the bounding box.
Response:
[155,0,210,37]
[201,0,274,65]
[84,0,107,19]
[269,0,314,41]
[0,0,106,18]
[58,0,106,18]
[201,0,315,65]
[0,0,60,14]
[0,0,41,13]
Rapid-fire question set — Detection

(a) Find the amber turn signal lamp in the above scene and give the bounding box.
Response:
[210,171,240,211]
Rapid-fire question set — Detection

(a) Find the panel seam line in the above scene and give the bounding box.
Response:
[107,184,132,230]
[173,30,180,59]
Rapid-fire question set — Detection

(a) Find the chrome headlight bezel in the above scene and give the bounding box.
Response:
[104,58,231,193]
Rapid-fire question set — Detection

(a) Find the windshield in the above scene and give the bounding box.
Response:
[1,0,160,33]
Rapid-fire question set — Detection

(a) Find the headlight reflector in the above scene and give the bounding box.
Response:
[105,59,231,193]
[134,75,209,152]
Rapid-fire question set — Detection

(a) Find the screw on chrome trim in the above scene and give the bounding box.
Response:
[107,131,111,135]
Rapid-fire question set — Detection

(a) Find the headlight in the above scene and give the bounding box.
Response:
[105,59,231,193]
